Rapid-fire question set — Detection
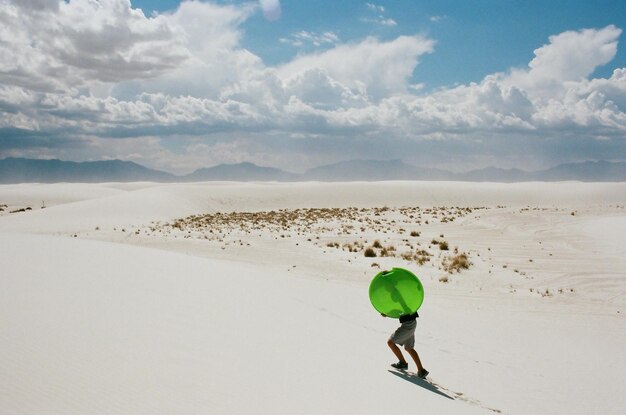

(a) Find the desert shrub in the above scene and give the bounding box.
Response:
[439,241,449,250]
[410,231,420,237]
[439,275,449,283]
[413,249,432,265]
[364,248,377,257]
[372,240,383,248]
[443,253,471,273]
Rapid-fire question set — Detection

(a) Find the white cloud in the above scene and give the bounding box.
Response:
[362,17,397,27]
[259,0,281,21]
[366,3,385,13]
[503,25,621,101]
[270,26,626,140]
[278,36,435,101]
[0,0,189,92]
[127,0,258,98]
[0,0,625,172]
[279,31,340,47]
[362,2,396,26]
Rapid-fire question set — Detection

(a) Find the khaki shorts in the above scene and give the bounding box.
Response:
[389,320,416,349]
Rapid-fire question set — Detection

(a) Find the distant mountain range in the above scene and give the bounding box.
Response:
[185,162,299,182]
[302,159,452,181]
[0,158,175,183]
[1,157,625,183]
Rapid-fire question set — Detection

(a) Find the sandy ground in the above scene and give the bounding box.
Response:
[1,181,625,414]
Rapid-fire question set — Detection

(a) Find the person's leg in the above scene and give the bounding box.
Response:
[387,339,406,363]
[405,347,424,372]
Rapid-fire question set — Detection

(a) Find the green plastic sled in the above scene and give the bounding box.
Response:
[369,268,424,318]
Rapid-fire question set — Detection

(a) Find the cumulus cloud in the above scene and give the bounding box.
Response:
[0,0,625,172]
[278,36,435,101]
[504,25,622,100]
[0,0,189,92]
[259,0,281,21]
[124,0,258,99]
[12,0,59,11]
[279,31,340,47]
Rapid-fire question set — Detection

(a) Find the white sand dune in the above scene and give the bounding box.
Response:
[3,181,625,234]
[1,182,625,414]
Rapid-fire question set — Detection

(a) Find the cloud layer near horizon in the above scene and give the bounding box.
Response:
[0,0,625,173]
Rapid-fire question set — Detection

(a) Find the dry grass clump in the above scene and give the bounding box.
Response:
[372,239,383,248]
[431,239,449,250]
[10,207,32,213]
[364,248,377,257]
[401,249,432,265]
[415,249,432,265]
[342,242,360,252]
[439,275,449,283]
[442,252,471,273]
[380,245,396,257]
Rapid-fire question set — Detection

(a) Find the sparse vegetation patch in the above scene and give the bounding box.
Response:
[145,205,485,276]
[443,252,471,273]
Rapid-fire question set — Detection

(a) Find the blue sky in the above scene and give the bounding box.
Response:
[132,0,626,89]
[1,0,625,174]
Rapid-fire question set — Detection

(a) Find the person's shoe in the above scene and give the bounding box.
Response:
[391,361,408,370]
[417,369,429,379]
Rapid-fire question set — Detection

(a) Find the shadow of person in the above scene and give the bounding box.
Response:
[387,370,454,400]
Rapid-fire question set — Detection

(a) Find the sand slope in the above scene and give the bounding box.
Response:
[1,182,625,414]
[2,233,491,414]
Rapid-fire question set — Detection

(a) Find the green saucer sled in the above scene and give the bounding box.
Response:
[369,268,424,318]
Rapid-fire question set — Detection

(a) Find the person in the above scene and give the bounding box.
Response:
[383,310,429,378]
